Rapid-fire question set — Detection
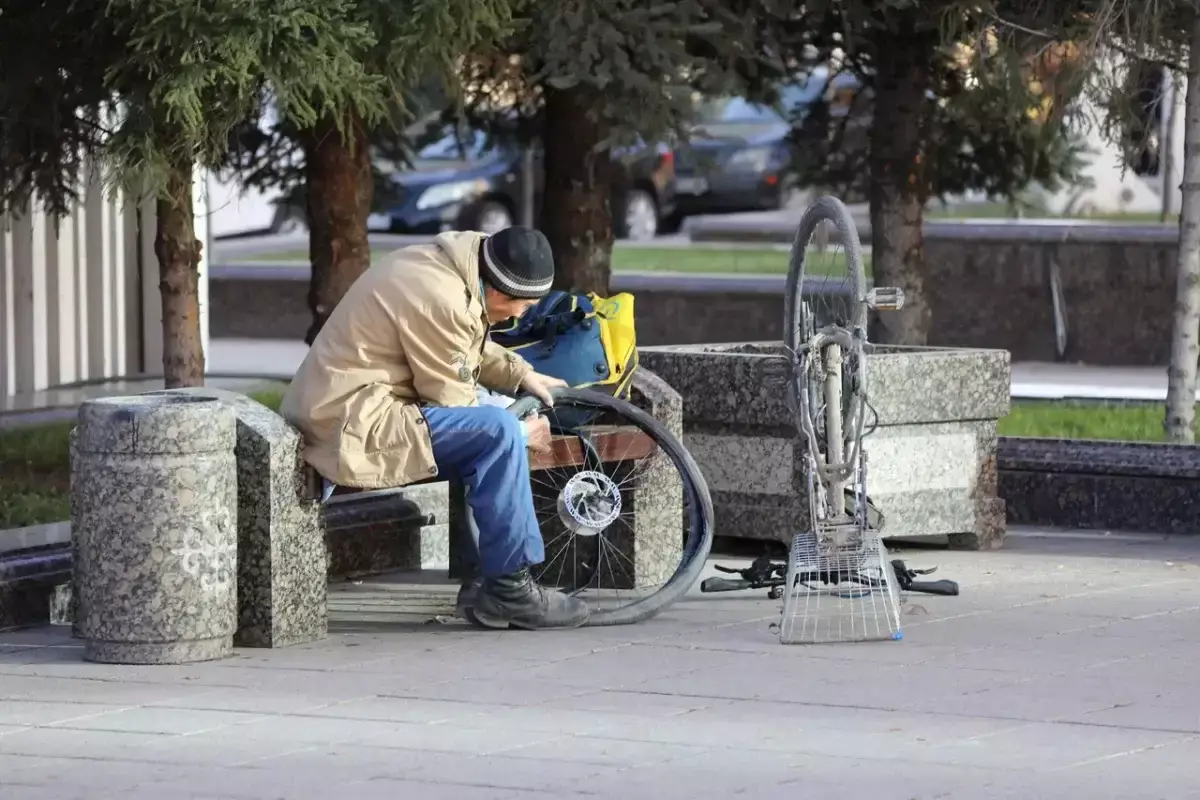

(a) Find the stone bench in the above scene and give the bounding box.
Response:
[998,436,1200,535]
[139,370,681,647]
[323,422,669,590]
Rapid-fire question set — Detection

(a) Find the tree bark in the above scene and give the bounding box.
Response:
[1164,17,1200,444]
[867,18,935,345]
[541,85,613,295]
[300,111,373,345]
[154,161,205,388]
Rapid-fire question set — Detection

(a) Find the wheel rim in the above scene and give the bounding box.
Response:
[624,192,658,240]
[478,205,513,235]
[508,389,712,626]
[787,199,867,338]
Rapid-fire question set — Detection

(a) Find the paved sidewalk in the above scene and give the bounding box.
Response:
[1,530,1199,799]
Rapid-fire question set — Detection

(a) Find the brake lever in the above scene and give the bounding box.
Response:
[891,559,959,597]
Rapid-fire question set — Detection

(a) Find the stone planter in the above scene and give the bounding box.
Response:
[639,342,1011,550]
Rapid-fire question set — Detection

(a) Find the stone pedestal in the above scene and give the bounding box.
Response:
[640,343,1011,551]
[150,388,328,648]
[71,395,238,664]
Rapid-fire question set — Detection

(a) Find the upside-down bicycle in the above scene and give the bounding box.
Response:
[698,195,958,643]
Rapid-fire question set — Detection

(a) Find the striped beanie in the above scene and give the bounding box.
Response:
[479,226,555,299]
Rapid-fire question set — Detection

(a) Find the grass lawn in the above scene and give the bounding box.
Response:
[1,394,1191,530]
[245,245,871,277]
[0,389,286,531]
[996,399,1188,442]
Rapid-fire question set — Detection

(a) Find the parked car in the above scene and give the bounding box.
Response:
[368,126,677,240]
[669,69,862,226]
[204,110,446,241]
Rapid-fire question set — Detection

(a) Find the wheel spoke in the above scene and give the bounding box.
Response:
[512,390,713,625]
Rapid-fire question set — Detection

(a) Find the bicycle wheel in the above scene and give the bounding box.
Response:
[782,195,872,539]
[507,387,713,626]
[782,194,868,437]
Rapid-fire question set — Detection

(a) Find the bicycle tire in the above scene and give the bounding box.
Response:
[783,195,868,442]
[507,387,714,626]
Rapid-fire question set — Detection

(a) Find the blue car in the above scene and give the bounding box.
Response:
[369,126,677,241]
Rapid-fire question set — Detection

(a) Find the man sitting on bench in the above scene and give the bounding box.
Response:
[281,226,589,630]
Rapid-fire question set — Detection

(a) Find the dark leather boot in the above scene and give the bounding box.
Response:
[469,568,589,630]
[455,575,482,619]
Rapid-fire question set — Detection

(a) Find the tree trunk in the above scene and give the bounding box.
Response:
[154,161,205,388]
[301,111,373,345]
[1161,74,1179,222]
[867,19,935,345]
[1164,18,1200,444]
[541,85,613,294]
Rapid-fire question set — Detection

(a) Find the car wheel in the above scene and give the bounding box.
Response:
[473,201,514,235]
[618,189,658,241]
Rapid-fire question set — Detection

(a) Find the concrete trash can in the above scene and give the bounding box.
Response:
[71,394,238,664]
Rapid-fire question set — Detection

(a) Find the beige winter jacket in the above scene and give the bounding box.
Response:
[280,231,532,489]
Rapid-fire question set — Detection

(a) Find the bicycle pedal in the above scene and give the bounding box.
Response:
[866,286,905,311]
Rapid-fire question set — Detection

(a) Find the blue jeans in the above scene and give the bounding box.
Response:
[421,404,545,578]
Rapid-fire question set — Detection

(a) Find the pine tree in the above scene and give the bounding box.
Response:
[454,0,760,293]
[0,0,385,386]
[218,0,524,344]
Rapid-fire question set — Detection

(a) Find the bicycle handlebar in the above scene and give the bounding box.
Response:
[907,579,959,597]
[699,577,754,593]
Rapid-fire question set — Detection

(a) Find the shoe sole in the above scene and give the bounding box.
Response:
[463,607,514,630]
[467,607,589,631]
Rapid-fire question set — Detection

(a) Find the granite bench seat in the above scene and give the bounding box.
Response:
[322,422,668,590]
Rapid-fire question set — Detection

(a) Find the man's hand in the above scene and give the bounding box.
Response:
[520,371,568,406]
[523,414,552,454]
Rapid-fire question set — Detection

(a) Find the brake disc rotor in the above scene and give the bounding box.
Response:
[556,470,622,536]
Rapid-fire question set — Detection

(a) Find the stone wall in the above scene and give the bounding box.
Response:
[210,221,1180,366]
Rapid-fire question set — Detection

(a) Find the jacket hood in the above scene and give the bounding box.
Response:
[433,230,487,285]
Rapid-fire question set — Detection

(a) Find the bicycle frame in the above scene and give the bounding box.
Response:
[792,317,871,550]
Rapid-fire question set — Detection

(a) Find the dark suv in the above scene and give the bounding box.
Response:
[368,127,677,241]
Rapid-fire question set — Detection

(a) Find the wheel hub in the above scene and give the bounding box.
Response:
[556,470,622,536]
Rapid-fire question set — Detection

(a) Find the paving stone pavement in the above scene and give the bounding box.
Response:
[1,529,1199,800]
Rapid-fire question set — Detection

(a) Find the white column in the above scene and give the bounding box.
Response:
[47,203,82,386]
[74,193,91,382]
[109,191,127,378]
[0,215,14,396]
[84,162,116,379]
[138,195,163,375]
[10,203,49,393]
[193,167,210,364]
[122,195,145,375]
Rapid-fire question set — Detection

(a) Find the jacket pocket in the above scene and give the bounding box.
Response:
[337,385,425,455]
